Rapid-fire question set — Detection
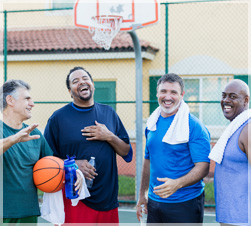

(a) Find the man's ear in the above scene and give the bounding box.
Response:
[244,95,250,106]
[6,95,15,107]
[68,89,73,98]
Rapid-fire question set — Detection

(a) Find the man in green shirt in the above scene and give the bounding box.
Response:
[0,79,53,224]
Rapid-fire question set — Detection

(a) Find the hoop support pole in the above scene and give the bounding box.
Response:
[129,31,143,202]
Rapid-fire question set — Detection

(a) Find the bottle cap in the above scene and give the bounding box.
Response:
[140,204,145,208]
[91,156,95,159]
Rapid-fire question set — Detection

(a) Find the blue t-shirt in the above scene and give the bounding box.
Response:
[145,113,210,203]
[44,102,132,211]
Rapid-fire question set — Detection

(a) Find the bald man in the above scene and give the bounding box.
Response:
[212,79,250,226]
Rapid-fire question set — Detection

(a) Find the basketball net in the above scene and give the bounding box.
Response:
[88,15,123,50]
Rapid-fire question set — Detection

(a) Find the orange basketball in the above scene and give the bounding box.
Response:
[33,156,65,193]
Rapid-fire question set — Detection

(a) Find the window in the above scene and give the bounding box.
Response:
[52,0,75,9]
[149,76,232,127]
[94,81,116,111]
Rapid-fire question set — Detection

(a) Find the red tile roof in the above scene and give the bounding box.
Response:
[3,28,158,54]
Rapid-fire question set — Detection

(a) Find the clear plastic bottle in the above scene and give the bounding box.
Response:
[64,155,79,199]
[86,157,96,188]
[140,204,147,226]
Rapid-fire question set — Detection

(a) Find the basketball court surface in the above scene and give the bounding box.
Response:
[38,207,218,225]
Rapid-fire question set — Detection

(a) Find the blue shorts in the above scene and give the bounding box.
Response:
[147,192,205,223]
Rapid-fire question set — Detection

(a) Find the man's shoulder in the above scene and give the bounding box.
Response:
[189,113,203,126]
[95,102,115,113]
[189,113,210,137]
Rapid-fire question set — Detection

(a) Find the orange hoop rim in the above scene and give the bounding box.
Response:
[92,15,123,22]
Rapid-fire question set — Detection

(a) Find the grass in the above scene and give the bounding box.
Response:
[118,175,135,196]
[204,182,215,204]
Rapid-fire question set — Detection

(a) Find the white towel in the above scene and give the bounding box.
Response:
[146,100,190,144]
[40,169,90,225]
[208,109,251,164]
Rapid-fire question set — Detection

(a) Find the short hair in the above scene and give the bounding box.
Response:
[157,73,184,94]
[66,67,93,90]
[0,79,30,112]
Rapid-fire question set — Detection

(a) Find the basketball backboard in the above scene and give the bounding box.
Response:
[74,0,160,32]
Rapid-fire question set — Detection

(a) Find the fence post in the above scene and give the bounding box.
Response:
[4,10,7,82]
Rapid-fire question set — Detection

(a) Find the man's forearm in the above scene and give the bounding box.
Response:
[107,133,130,157]
[0,136,15,154]
[176,162,209,189]
[139,159,150,198]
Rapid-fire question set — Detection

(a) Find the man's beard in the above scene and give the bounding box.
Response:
[72,89,93,101]
[159,99,181,115]
[79,91,92,101]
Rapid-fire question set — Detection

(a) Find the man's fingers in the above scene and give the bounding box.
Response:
[28,123,39,132]
[29,135,40,140]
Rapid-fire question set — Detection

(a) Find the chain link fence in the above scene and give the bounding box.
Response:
[1,0,250,208]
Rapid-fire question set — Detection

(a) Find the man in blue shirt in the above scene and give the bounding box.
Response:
[136,73,210,223]
[44,66,133,224]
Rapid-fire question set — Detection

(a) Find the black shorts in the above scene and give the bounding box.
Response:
[147,192,205,224]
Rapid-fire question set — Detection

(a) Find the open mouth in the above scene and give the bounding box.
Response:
[163,100,173,107]
[223,105,233,113]
[79,85,89,93]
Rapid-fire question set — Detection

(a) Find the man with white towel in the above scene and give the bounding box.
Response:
[136,73,211,223]
[209,79,251,226]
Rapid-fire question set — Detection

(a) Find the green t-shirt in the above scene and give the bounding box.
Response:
[1,122,53,218]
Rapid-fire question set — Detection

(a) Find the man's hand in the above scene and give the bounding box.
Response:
[1,123,40,154]
[81,120,113,141]
[75,170,83,195]
[136,197,148,222]
[153,177,181,199]
[75,159,98,181]
[13,123,40,143]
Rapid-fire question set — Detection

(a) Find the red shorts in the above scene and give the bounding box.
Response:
[62,189,119,224]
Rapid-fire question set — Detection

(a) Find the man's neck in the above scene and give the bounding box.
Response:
[3,111,23,129]
[73,99,94,108]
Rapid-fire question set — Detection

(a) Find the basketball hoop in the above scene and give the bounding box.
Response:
[88,15,123,50]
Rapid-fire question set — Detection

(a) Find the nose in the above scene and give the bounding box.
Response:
[222,95,231,103]
[29,99,35,107]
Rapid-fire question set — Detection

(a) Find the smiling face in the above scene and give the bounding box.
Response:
[13,88,34,121]
[157,81,185,117]
[68,69,95,106]
[221,81,249,121]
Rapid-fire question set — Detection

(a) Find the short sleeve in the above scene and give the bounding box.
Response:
[189,115,211,163]
[44,117,60,157]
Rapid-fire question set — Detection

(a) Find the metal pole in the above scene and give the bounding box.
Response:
[4,10,7,82]
[129,31,143,202]
[165,4,169,74]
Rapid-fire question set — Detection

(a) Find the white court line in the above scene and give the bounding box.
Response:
[118,208,216,217]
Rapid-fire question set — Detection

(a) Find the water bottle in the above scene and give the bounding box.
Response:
[64,155,79,199]
[86,157,96,188]
[140,204,147,226]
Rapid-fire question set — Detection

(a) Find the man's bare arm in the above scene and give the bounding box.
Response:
[239,123,251,165]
